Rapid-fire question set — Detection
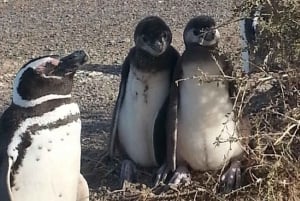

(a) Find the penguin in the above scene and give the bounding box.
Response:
[241,5,262,73]
[244,5,262,45]
[163,16,250,193]
[0,50,89,201]
[109,16,179,186]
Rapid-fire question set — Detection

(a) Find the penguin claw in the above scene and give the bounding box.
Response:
[168,166,191,185]
[153,166,191,195]
[120,160,137,188]
[218,160,242,194]
[154,163,170,186]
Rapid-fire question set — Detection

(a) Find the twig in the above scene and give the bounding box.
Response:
[271,111,300,125]
[274,123,298,145]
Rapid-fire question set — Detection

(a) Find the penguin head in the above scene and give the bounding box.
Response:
[134,16,172,56]
[183,16,220,48]
[12,50,88,107]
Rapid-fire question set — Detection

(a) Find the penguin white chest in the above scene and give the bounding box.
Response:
[10,104,82,201]
[118,66,169,167]
[177,61,243,170]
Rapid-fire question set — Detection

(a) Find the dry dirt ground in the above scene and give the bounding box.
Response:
[0,0,243,200]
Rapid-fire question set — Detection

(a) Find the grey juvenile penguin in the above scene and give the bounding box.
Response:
[0,51,89,201]
[109,16,179,186]
[163,16,250,193]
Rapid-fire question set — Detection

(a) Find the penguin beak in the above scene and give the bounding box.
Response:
[151,40,166,55]
[56,50,89,75]
[203,29,216,42]
[199,28,220,46]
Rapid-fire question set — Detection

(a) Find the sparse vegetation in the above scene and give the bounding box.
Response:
[102,1,300,200]
[231,0,300,200]
[0,1,298,200]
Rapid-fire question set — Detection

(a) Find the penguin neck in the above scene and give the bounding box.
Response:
[133,47,171,73]
[185,44,220,59]
[12,90,72,108]
[183,44,220,64]
[11,97,74,115]
[185,43,218,52]
[12,93,72,108]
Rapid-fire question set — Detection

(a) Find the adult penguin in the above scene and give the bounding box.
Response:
[0,50,89,201]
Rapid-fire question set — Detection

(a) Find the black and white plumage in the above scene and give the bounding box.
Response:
[164,16,250,193]
[109,16,179,186]
[240,5,262,73]
[0,50,89,201]
[244,5,261,45]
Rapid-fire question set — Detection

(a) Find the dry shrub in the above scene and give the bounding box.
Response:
[100,1,299,200]
[229,0,300,200]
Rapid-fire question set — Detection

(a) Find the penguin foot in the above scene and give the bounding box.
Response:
[168,166,191,185]
[218,160,242,194]
[154,163,170,186]
[120,160,137,188]
[152,166,191,194]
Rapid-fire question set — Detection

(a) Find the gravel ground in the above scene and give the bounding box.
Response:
[0,0,241,200]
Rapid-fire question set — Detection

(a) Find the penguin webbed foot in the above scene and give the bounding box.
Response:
[120,159,137,189]
[154,163,171,186]
[154,164,191,187]
[168,166,191,185]
[153,165,191,194]
[218,160,242,194]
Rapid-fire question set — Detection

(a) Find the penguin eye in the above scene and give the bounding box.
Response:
[161,32,167,39]
[193,29,201,36]
[35,62,57,76]
[202,27,211,33]
[142,35,149,43]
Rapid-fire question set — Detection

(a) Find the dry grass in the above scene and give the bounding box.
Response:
[93,1,300,200]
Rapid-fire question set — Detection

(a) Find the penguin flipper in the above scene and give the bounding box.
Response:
[153,47,181,165]
[0,112,14,201]
[0,152,13,201]
[153,97,168,165]
[220,52,251,140]
[219,52,237,102]
[108,49,132,159]
[166,59,183,172]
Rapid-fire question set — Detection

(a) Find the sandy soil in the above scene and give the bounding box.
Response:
[0,0,242,200]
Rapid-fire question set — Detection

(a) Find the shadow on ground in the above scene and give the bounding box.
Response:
[81,64,122,76]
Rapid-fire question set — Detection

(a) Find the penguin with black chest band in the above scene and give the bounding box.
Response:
[163,16,250,193]
[109,16,179,186]
[0,50,89,201]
